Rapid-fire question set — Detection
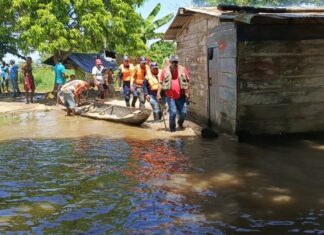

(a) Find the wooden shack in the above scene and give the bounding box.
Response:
[164,5,324,136]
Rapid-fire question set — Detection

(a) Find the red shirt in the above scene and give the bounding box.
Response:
[160,65,189,99]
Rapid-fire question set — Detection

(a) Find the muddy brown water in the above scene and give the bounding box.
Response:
[0,110,324,234]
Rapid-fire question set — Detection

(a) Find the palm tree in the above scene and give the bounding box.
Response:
[140,3,174,45]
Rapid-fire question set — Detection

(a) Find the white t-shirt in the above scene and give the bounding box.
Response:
[92,66,104,83]
[61,80,83,93]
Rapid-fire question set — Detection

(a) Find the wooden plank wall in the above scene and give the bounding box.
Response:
[175,15,218,124]
[237,39,324,134]
[206,23,237,133]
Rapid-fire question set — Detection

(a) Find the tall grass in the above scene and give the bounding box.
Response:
[18,66,75,93]
[16,65,120,93]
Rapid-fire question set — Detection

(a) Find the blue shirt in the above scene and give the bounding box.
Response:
[9,64,18,80]
[54,63,66,84]
[1,65,8,79]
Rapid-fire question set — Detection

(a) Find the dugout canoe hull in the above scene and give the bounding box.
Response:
[76,102,151,125]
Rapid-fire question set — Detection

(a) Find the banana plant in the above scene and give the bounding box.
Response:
[140,3,174,45]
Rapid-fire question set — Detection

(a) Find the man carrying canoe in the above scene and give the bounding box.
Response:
[60,80,95,116]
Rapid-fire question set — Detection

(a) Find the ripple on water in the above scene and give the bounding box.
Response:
[1,136,324,234]
[0,137,223,234]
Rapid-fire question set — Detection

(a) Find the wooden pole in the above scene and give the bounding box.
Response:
[159,102,168,131]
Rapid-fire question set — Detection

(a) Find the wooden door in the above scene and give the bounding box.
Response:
[207,46,219,126]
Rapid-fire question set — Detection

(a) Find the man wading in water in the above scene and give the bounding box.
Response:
[157,55,190,132]
[118,56,134,107]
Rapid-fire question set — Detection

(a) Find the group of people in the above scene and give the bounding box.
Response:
[61,54,191,132]
[91,58,116,100]
[1,59,21,98]
[1,54,191,132]
[118,54,190,132]
[1,57,35,103]
[57,57,117,117]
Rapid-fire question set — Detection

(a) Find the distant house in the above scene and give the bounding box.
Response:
[164,5,324,136]
[43,51,118,80]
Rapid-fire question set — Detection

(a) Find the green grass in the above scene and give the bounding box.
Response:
[33,66,55,92]
[17,66,121,93]
[18,66,75,93]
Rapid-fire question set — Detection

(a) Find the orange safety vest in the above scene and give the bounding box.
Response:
[120,64,134,82]
[134,64,149,86]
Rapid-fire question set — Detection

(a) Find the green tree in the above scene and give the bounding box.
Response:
[9,0,146,60]
[140,3,174,45]
[194,0,324,6]
[0,0,20,59]
[147,40,176,67]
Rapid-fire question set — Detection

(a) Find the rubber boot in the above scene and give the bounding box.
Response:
[139,101,145,109]
[131,97,137,107]
[158,111,162,120]
[125,100,130,107]
[153,112,160,122]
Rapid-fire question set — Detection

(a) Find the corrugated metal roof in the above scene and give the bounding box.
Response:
[164,7,226,40]
[184,7,225,16]
[235,12,324,24]
[164,6,324,40]
[218,4,324,13]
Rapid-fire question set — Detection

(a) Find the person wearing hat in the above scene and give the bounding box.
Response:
[53,57,68,100]
[118,56,134,107]
[143,62,162,122]
[131,56,151,108]
[92,58,105,99]
[9,59,21,97]
[157,55,190,132]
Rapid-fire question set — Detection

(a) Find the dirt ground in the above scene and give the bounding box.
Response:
[0,91,202,137]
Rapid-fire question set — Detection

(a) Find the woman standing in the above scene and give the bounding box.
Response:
[21,57,35,104]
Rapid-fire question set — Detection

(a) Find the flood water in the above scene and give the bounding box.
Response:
[0,111,324,234]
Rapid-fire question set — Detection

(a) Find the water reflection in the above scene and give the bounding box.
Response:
[0,137,222,234]
[1,111,324,234]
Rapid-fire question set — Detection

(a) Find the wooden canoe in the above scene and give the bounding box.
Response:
[75,102,152,125]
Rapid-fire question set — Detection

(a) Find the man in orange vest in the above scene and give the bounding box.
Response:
[157,55,190,132]
[118,56,134,107]
[143,62,162,122]
[130,56,150,108]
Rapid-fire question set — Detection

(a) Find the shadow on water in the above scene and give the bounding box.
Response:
[180,136,324,234]
[1,111,324,234]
